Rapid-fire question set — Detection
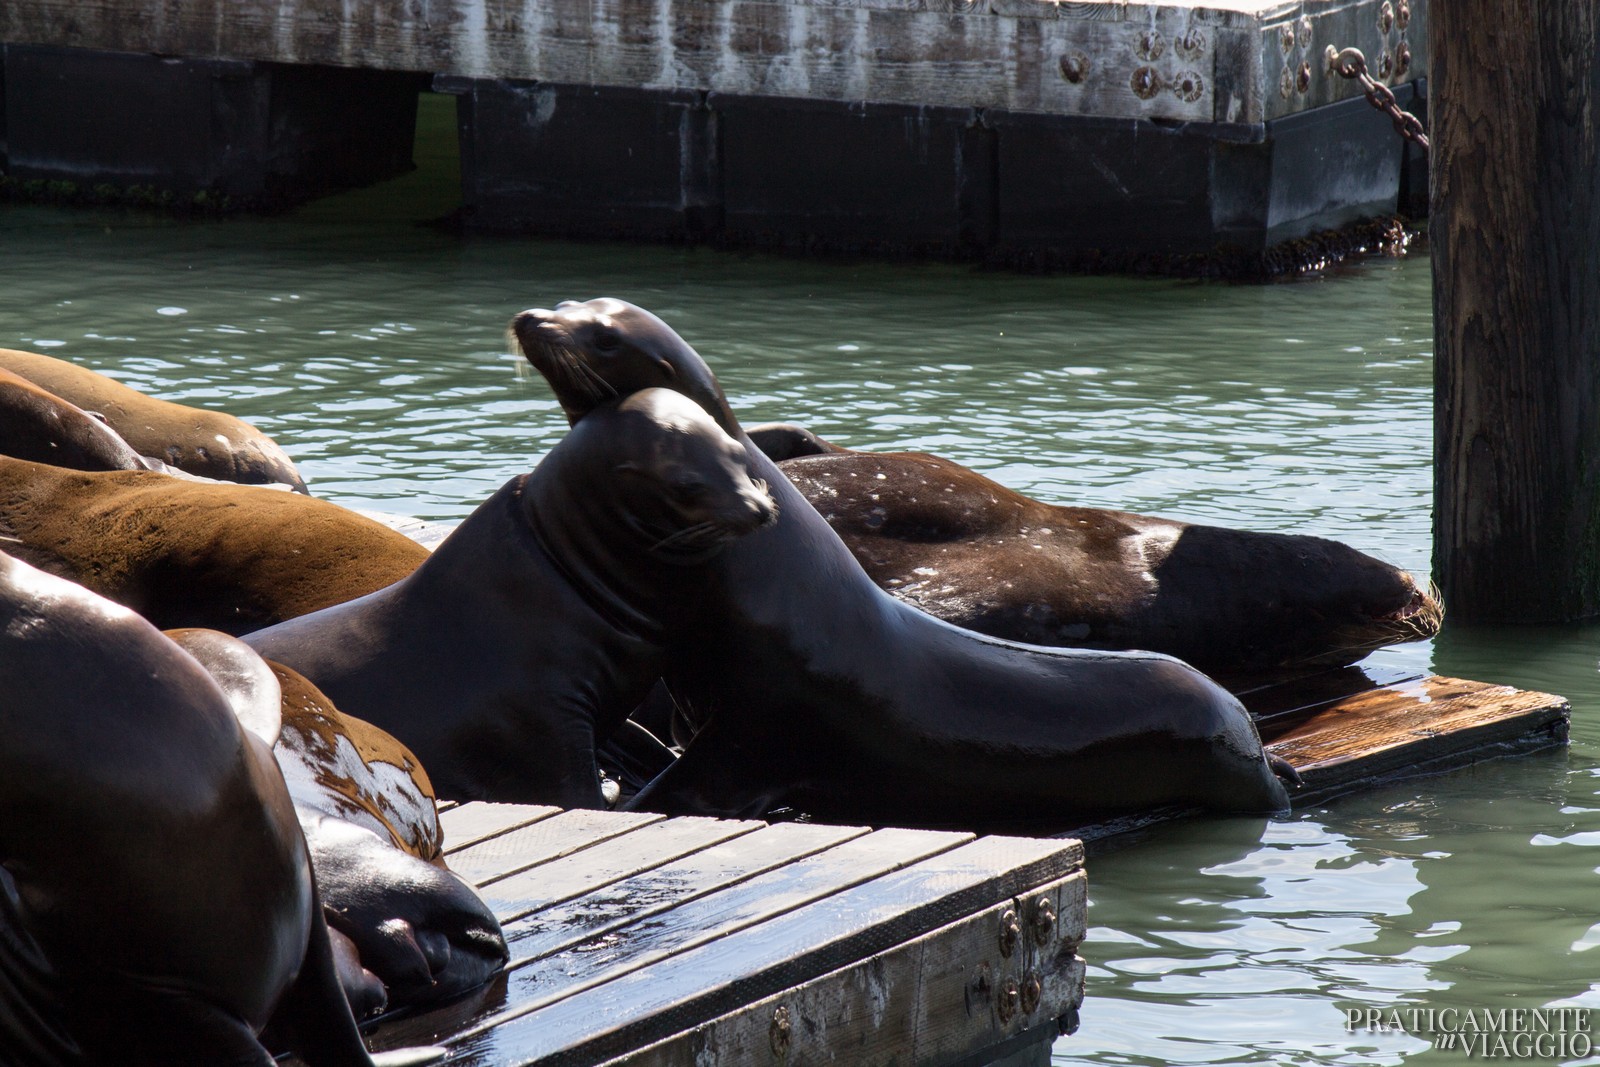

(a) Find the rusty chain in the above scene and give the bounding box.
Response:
[1325,46,1430,153]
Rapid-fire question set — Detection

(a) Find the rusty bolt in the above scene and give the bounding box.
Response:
[1278,24,1295,54]
[1058,50,1089,84]
[1296,60,1311,94]
[1137,30,1164,61]
[1021,972,1042,1015]
[1130,67,1161,100]
[1296,15,1312,48]
[1171,70,1204,102]
[1176,28,1205,60]
[770,1006,792,1058]
[997,977,1021,1023]
[1378,1,1394,33]
[1396,0,1411,30]
[1378,48,1394,79]
[1031,896,1057,944]
[1396,40,1411,77]
[998,907,1021,957]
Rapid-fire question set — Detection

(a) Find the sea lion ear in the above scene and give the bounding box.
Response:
[613,461,643,475]
[164,628,283,748]
[657,359,677,379]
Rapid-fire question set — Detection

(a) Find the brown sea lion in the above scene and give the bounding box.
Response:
[245,388,778,807]
[0,348,308,491]
[0,551,443,1066]
[510,299,1294,828]
[0,367,157,474]
[744,433,1440,673]
[0,457,429,634]
[164,630,507,1015]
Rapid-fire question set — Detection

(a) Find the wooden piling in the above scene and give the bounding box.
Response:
[1432,1,1600,620]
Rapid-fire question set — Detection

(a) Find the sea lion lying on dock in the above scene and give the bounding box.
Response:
[0,551,443,1066]
[745,423,1441,673]
[512,298,1295,828]
[0,456,428,635]
[246,388,779,807]
[164,630,507,1017]
[0,348,308,491]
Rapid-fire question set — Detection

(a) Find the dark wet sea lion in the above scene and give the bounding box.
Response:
[0,368,156,474]
[164,630,507,1014]
[0,552,442,1066]
[0,348,308,491]
[511,298,1293,827]
[0,456,429,634]
[758,444,1440,672]
[247,388,778,806]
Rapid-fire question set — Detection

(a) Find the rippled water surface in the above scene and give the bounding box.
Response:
[3,121,1599,1064]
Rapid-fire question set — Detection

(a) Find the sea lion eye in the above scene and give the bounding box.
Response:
[592,329,622,352]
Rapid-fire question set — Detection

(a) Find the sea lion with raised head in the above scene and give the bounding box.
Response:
[246,388,778,807]
[511,298,1294,828]
[0,348,308,491]
[165,629,508,1015]
[0,551,443,1066]
[741,431,1440,673]
[0,456,429,634]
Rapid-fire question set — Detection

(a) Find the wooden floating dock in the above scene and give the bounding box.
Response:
[279,662,1564,1067]
[2,0,1429,270]
[329,805,1086,1067]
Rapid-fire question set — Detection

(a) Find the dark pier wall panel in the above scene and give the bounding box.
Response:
[449,77,1422,272]
[2,45,426,207]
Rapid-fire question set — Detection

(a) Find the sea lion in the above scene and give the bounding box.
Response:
[246,388,778,807]
[0,368,158,474]
[0,456,429,634]
[741,432,1440,673]
[0,348,308,491]
[510,298,1294,828]
[164,630,507,1014]
[0,551,442,1066]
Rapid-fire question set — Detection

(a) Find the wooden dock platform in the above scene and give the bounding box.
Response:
[300,662,1563,1067]
[338,805,1085,1067]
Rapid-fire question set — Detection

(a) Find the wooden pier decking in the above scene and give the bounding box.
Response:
[306,660,1564,1067]
[343,805,1086,1067]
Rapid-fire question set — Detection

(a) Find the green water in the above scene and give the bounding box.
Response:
[2,96,1599,1066]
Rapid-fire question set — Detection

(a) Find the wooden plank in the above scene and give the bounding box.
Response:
[1268,676,1570,803]
[441,803,562,854]
[1248,665,1429,732]
[597,871,1087,1067]
[480,816,766,924]
[369,821,877,1049]
[447,809,667,887]
[439,835,1082,1066]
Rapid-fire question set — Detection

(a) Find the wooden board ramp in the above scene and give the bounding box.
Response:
[320,807,1085,1067]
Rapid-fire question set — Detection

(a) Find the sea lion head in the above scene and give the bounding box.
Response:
[510,298,740,434]
[566,388,777,565]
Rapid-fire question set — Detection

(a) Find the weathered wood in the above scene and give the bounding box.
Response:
[440,802,562,854]
[434,836,1080,1066]
[479,817,766,923]
[592,873,1085,1067]
[0,0,1420,124]
[1265,675,1570,802]
[447,809,666,886]
[1431,0,1600,620]
[370,821,877,1048]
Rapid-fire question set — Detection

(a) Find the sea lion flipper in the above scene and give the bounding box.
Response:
[369,1048,449,1066]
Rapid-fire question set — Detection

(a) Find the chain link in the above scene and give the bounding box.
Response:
[1325,46,1430,153]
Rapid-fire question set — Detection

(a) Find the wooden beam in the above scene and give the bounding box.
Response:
[1432,0,1600,620]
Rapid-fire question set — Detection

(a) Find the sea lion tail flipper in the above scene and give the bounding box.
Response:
[1268,753,1303,789]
